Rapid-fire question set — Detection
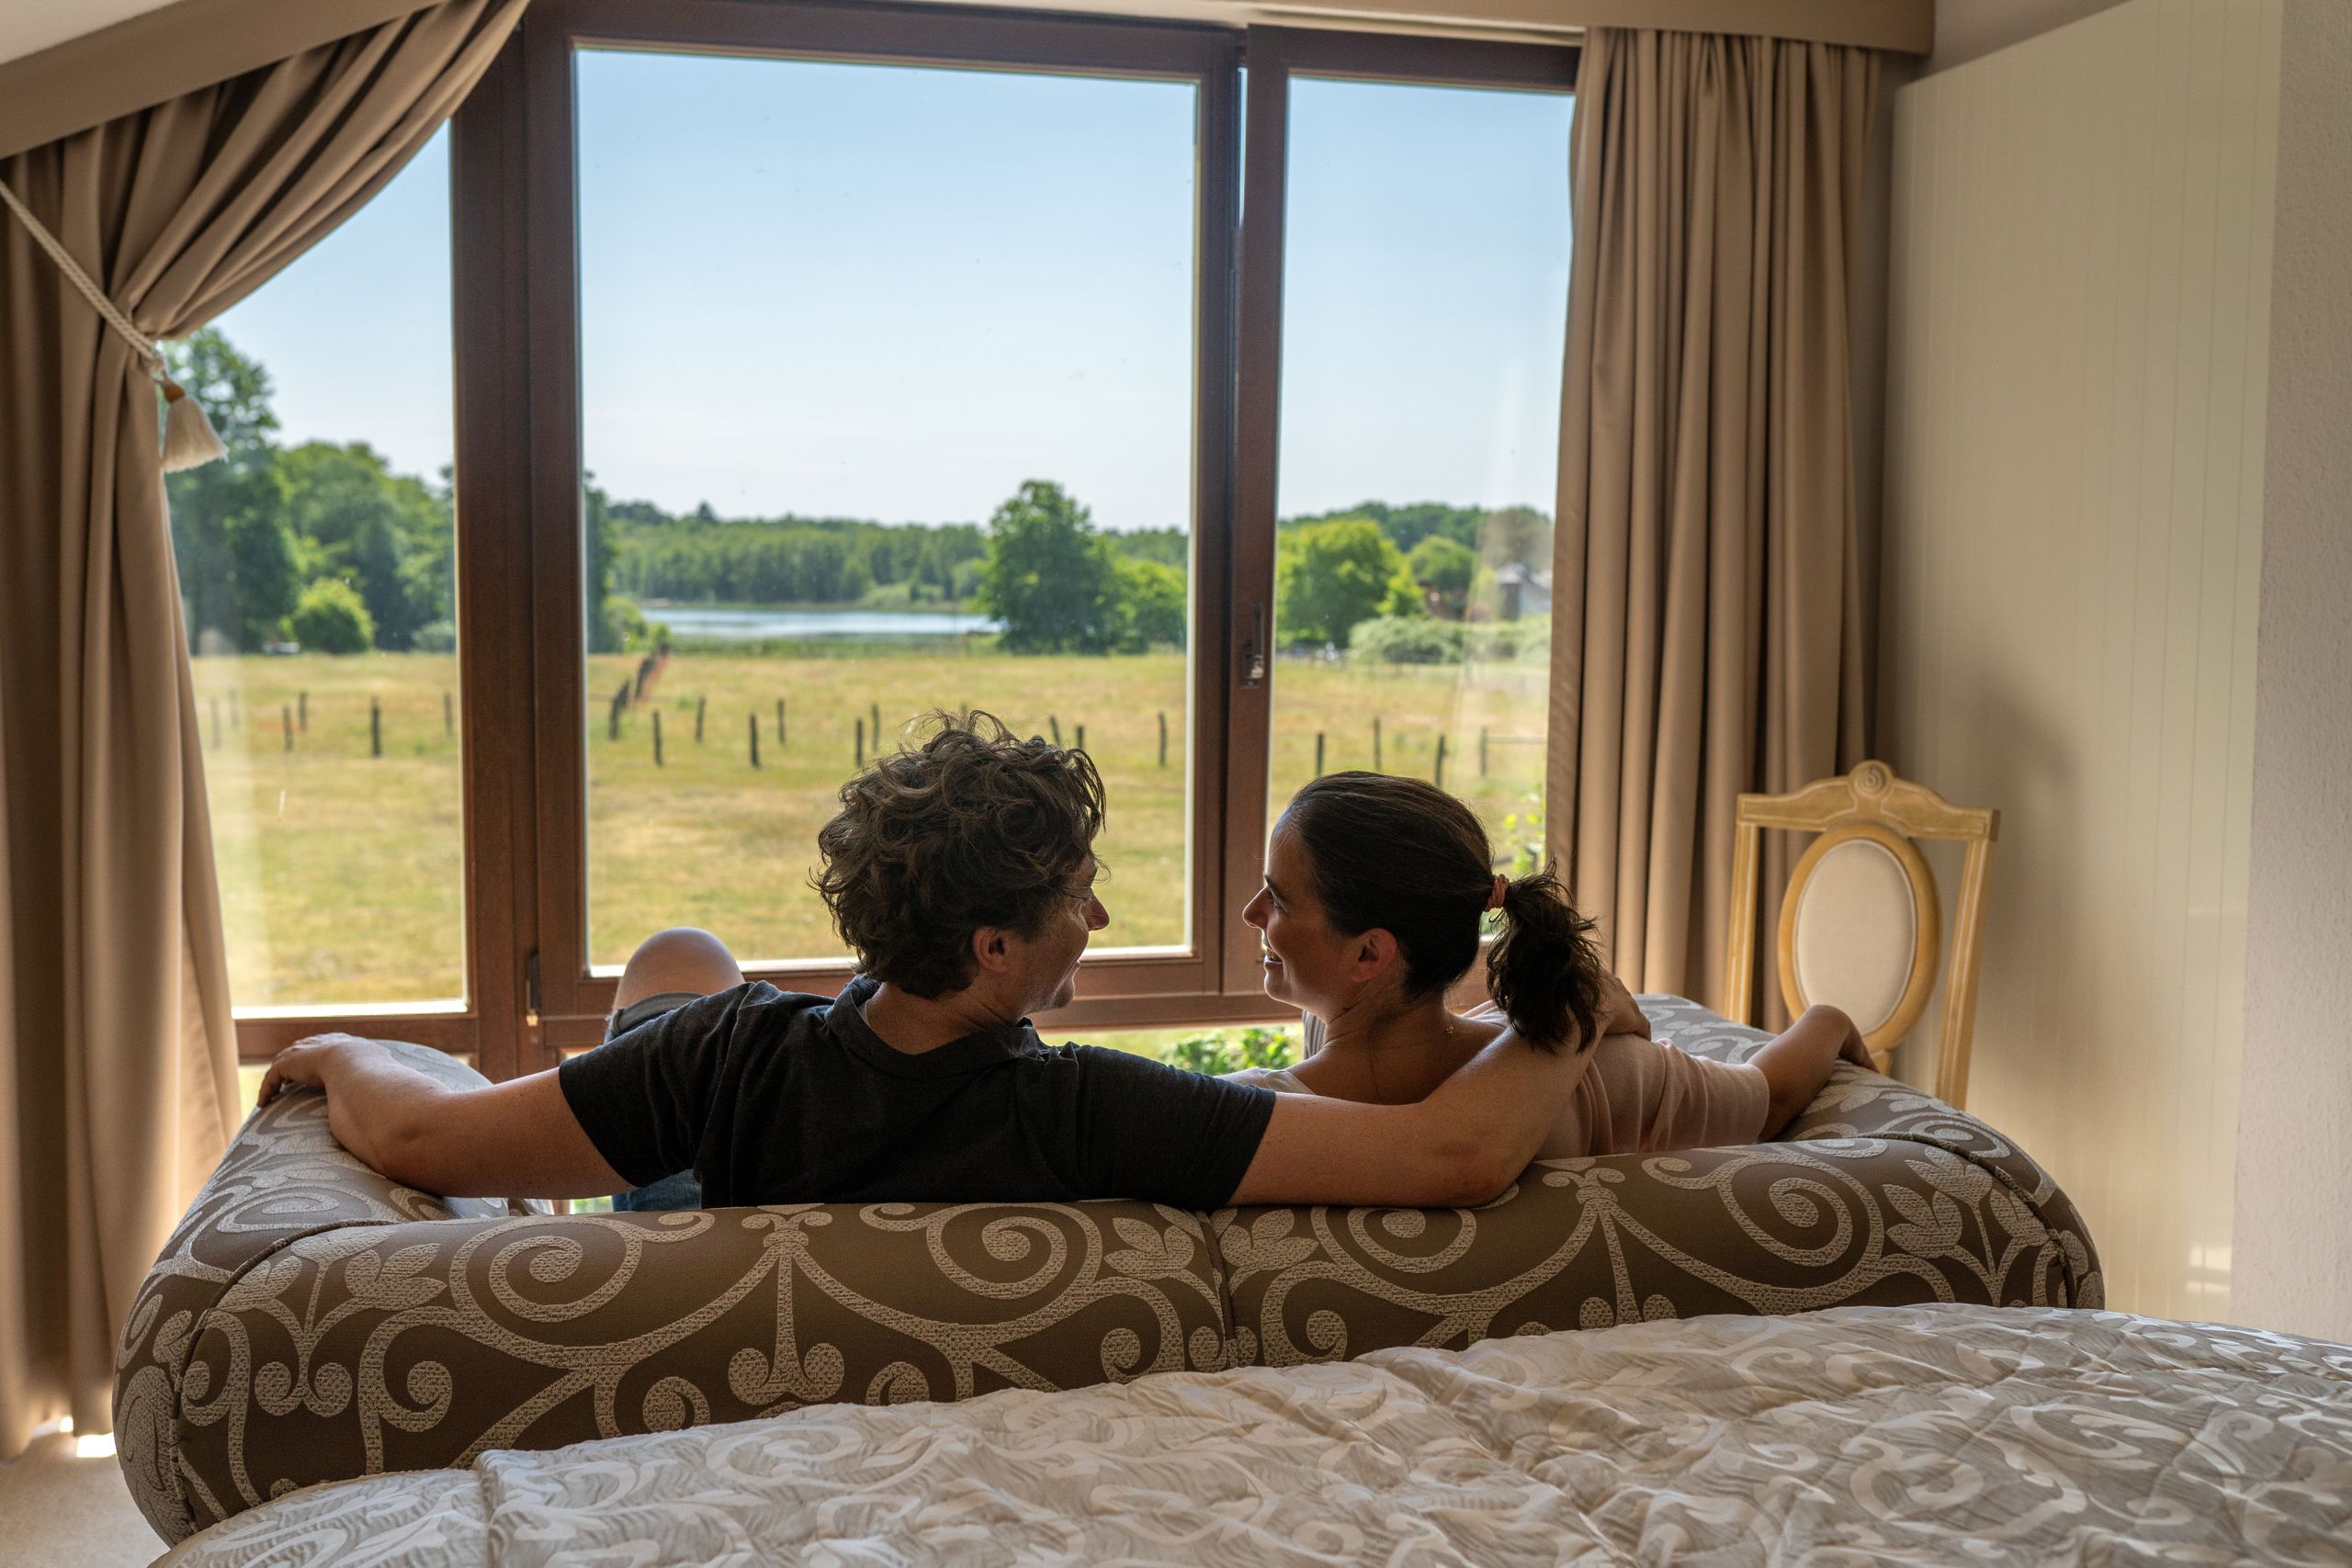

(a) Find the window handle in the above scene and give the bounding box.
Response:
[1240,601,1268,688]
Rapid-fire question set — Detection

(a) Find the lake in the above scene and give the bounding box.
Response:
[641,604,1002,639]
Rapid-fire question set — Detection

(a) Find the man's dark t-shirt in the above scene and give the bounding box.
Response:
[557,977,1276,1209]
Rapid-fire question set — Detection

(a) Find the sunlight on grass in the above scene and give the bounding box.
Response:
[193,647,1545,1010]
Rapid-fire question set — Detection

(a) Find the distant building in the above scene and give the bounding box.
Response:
[1493,562,1553,621]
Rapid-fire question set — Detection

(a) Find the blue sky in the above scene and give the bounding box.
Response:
[211,53,1572,532]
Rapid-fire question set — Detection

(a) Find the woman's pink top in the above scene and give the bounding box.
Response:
[1272,1006,1769,1159]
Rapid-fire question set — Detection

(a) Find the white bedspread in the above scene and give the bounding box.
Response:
[160,1303,2352,1567]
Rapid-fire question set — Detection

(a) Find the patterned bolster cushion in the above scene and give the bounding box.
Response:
[1219,998,2101,1367]
[114,1002,2102,1546]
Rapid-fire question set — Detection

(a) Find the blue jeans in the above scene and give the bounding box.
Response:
[603,991,706,1211]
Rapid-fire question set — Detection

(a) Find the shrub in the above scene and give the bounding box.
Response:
[288,577,375,654]
[1157,1025,1300,1077]
[1350,615,1464,665]
[1464,621,1551,662]
[410,618,457,653]
[1115,557,1187,651]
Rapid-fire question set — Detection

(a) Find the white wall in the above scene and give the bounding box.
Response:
[2233,0,2352,1346]
[1879,0,2281,1321]
[1920,0,2136,73]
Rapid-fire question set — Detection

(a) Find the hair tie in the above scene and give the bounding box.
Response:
[1486,874,1510,912]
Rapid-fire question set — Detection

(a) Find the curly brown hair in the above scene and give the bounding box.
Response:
[813,710,1105,997]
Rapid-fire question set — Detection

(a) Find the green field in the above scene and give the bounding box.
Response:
[192,644,1547,1009]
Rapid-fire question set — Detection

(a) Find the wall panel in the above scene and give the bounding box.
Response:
[1879,0,2280,1321]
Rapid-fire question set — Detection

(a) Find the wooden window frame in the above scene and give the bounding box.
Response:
[1222,27,1579,998]
[231,4,1577,1075]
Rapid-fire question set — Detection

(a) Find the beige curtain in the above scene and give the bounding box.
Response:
[1549,28,1876,1020]
[0,0,524,1459]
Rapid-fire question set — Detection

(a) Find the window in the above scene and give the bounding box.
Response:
[174,128,470,1020]
[211,4,1575,1071]
[1265,72,1572,872]
[571,47,1203,970]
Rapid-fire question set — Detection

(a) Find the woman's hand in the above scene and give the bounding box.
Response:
[256,1032,371,1106]
[1593,972,1651,1041]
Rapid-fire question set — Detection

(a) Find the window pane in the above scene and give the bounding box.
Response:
[177,130,465,1010]
[1269,78,1571,870]
[575,50,1199,969]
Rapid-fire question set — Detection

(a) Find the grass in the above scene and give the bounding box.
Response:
[191,643,1548,1010]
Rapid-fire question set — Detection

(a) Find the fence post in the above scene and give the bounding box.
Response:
[608,689,623,741]
[776,698,786,748]
[1048,716,1061,747]
[749,714,761,770]
[1479,727,1489,778]
[370,698,382,759]
[282,705,293,752]
[1314,732,1325,777]
[1434,733,1447,788]
[1158,711,1169,767]
[299,691,307,731]
[1373,716,1383,772]
[445,691,454,739]
[871,701,881,748]
[695,695,706,743]
[652,711,663,767]
[855,717,865,767]
[1074,724,1086,752]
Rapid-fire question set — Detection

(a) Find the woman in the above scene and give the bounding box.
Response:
[1233,773,1873,1157]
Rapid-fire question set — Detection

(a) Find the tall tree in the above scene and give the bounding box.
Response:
[1276,517,1420,647]
[278,441,451,650]
[978,480,1120,653]
[164,330,298,651]
[1407,535,1477,617]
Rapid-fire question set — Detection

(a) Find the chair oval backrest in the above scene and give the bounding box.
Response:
[1777,820,1941,1046]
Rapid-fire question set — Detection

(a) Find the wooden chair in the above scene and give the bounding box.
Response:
[1724,760,1998,1108]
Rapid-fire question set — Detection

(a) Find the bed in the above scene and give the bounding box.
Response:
[159,1301,2352,1565]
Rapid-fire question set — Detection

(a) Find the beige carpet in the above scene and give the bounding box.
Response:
[0,1435,164,1567]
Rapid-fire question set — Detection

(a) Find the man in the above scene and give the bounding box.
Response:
[259,713,1593,1211]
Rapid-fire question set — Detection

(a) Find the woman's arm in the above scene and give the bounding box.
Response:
[1749,1005,1875,1138]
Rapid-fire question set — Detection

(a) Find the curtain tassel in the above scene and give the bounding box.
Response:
[160,378,227,473]
[0,175,226,473]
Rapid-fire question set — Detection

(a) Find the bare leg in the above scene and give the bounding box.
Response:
[1751,1005,1870,1139]
[612,927,745,1014]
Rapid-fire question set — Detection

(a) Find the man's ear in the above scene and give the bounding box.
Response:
[969,925,1016,976]
[1350,929,1399,985]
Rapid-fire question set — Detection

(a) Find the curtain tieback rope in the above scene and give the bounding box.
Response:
[0,176,226,472]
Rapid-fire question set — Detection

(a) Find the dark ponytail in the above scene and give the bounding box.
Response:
[1283,773,1610,1052]
[1485,865,1606,1053]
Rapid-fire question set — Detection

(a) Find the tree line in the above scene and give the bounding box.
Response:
[164,326,1551,660]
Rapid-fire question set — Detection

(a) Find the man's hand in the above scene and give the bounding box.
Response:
[257,1032,372,1106]
[1229,1023,1589,1208]
[254,1032,628,1201]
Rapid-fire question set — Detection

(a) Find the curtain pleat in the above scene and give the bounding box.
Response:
[0,0,526,1461]
[1550,28,1876,1020]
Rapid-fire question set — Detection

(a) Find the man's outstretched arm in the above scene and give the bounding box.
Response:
[1227,1027,1586,1208]
[259,1033,628,1199]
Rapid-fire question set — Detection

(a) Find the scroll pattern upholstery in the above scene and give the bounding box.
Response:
[1216,995,2099,1365]
[115,1003,2103,1545]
